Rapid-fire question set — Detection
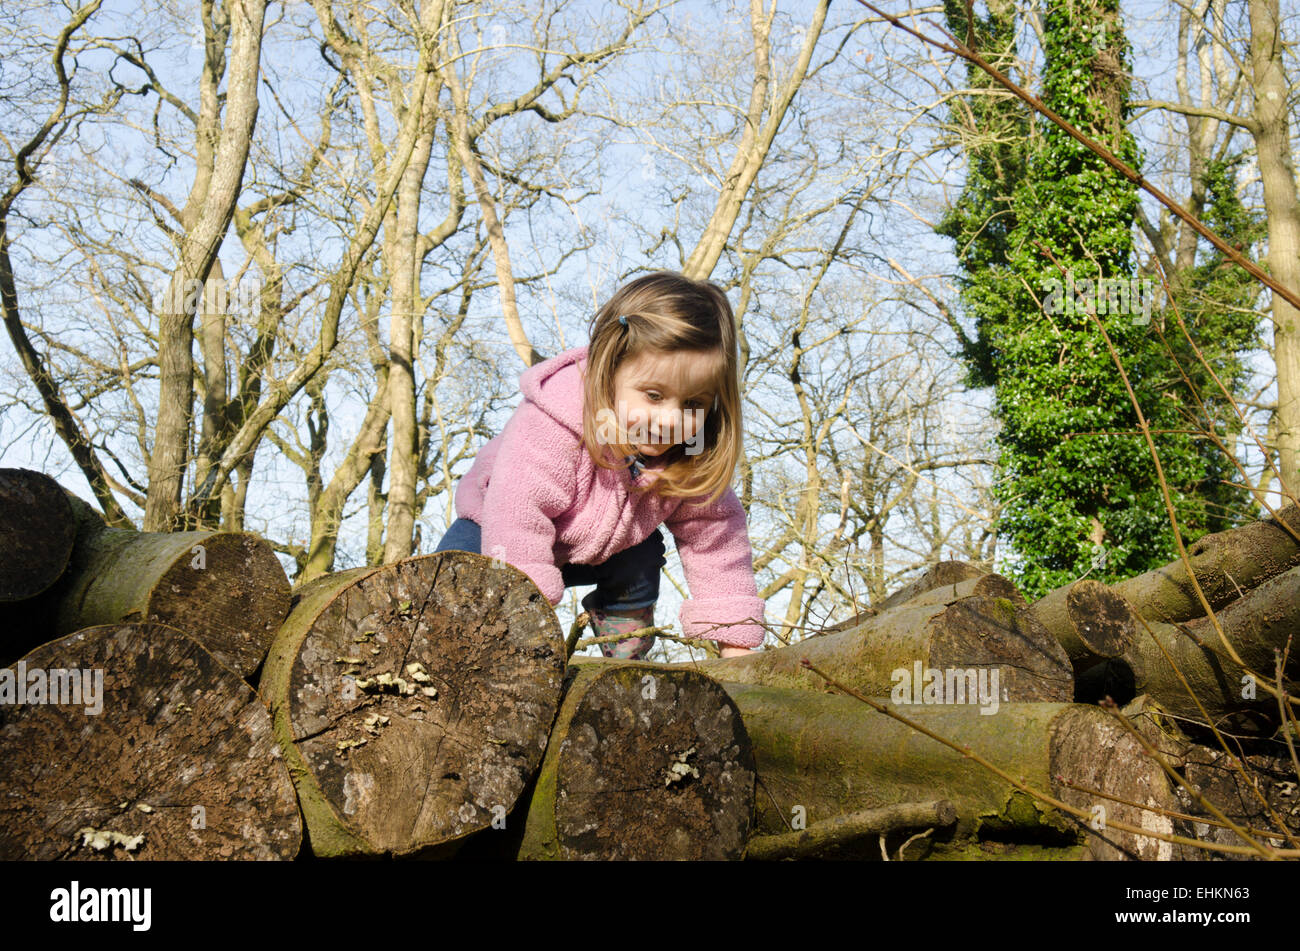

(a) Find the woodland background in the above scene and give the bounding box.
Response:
[1,0,1297,657]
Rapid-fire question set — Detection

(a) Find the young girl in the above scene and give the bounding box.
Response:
[433,271,765,660]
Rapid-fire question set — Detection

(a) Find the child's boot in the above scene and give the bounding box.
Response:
[586,602,657,660]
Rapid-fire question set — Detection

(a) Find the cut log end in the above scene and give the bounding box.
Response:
[266,552,566,858]
[523,662,755,860]
[928,596,1073,702]
[1050,706,1178,861]
[0,623,302,860]
[0,469,76,602]
[125,532,290,679]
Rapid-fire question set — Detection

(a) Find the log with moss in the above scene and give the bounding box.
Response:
[11,493,290,678]
[0,469,76,603]
[502,659,755,861]
[692,595,1072,703]
[260,551,566,858]
[1114,503,1300,624]
[0,622,301,860]
[719,682,1178,860]
[1124,564,1300,734]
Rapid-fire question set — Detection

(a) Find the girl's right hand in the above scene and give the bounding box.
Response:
[719,646,755,658]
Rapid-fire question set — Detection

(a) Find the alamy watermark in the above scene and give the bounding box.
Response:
[151,275,262,316]
[1042,271,1159,325]
[593,400,709,456]
[0,662,103,715]
[890,661,1003,715]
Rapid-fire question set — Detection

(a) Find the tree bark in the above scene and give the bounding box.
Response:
[145,0,268,531]
[1248,0,1300,496]
[260,551,566,857]
[821,568,1017,634]
[745,800,957,861]
[29,506,290,679]
[878,560,988,611]
[0,469,75,602]
[508,659,755,860]
[0,622,301,859]
[1113,503,1300,623]
[720,683,1178,860]
[691,595,1072,702]
[1127,563,1300,733]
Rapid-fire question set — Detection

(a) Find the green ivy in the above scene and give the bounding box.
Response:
[938,0,1255,599]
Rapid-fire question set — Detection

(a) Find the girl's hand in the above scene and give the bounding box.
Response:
[718,646,755,658]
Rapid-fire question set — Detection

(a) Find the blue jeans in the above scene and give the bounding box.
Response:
[433,518,666,614]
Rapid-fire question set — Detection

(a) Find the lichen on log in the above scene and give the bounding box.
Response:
[0,622,301,859]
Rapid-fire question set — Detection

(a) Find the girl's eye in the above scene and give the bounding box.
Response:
[645,392,662,402]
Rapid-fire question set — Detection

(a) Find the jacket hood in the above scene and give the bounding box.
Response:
[519,345,588,437]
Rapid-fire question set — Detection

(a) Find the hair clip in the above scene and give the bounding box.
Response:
[618,314,629,326]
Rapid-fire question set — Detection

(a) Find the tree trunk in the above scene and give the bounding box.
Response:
[0,469,75,601]
[33,507,290,679]
[145,0,268,531]
[1126,564,1300,733]
[1249,0,1300,495]
[1113,503,1300,623]
[691,595,1072,702]
[720,683,1178,860]
[260,551,566,857]
[0,622,301,859]
[507,659,755,860]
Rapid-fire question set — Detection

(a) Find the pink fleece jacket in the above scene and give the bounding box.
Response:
[453,345,766,648]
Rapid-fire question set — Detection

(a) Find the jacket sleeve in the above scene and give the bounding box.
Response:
[664,487,766,648]
[478,401,578,606]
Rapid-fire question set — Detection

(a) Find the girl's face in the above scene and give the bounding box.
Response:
[610,349,718,457]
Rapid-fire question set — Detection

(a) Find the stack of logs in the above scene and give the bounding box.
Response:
[1,467,1297,860]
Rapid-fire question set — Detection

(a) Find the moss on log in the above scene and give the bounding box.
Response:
[0,623,301,859]
[1114,504,1300,624]
[1126,564,1300,733]
[719,683,1177,860]
[260,552,566,858]
[691,595,1072,702]
[512,658,755,860]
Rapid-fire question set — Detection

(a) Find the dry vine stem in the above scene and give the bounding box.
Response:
[797,659,1293,858]
[1127,606,1299,845]
[1034,239,1295,710]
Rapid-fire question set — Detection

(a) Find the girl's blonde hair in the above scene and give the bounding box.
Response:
[582,271,742,504]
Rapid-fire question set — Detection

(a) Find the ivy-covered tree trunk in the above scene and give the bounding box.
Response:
[939,0,1242,599]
